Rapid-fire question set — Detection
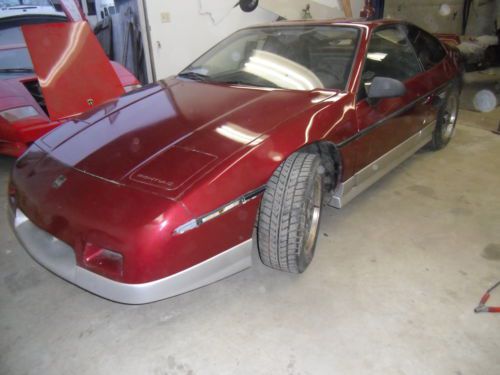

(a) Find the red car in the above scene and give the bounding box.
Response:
[8,19,462,304]
[0,19,140,157]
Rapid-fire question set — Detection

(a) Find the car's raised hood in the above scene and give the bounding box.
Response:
[39,78,334,198]
[21,21,125,121]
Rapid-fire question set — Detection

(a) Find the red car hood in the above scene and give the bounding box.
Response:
[22,21,125,121]
[39,78,332,198]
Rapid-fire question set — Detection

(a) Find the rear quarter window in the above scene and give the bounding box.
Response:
[407,25,446,70]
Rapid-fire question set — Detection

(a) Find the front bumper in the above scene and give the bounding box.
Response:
[8,207,252,304]
[0,140,27,157]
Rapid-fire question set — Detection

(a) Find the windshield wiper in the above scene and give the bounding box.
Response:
[0,68,34,73]
[177,71,210,82]
[216,79,276,88]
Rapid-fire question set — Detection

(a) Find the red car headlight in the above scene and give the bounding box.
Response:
[83,243,124,280]
[0,106,38,123]
[124,84,142,93]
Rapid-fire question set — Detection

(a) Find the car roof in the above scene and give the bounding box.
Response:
[0,8,67,30]
[247,18,402,30]
[0,43,25,51]
[0,6,66,20]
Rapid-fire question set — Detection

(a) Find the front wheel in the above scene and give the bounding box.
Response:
[257,152,324,273]
[430,85,460,150]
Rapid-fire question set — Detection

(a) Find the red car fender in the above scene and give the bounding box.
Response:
[167,94,358,270]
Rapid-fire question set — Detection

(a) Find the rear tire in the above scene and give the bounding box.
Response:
[430,84,460,150]
[257,152,324,273]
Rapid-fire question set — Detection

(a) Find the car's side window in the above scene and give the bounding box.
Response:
[406,25,446,70]
[359,25,422,99]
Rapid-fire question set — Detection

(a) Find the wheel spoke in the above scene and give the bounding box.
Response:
[442,94,458,140]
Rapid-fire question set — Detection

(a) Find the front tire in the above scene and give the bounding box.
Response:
[257,152,324,273]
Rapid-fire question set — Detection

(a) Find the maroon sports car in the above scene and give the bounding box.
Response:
[8,19,462,304]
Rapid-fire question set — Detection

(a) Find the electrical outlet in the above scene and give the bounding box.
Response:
[160,12,170,23]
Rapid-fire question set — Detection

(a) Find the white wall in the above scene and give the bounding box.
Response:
[464,0,498,36]
[144,0,278,80]
[260,0,338,19]
[350,0,364,18]
[143,0,366,81]
[260,0,364,20]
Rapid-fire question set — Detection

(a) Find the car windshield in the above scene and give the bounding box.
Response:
[0,0,53,6]
[0,25,25,44]
[0,26,34,77]
[180,25,360,91]
[0,47,33,72]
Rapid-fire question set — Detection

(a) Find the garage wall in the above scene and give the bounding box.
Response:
[350,0,364,18]
[259,0,348,19]
[464,0,498,36]
[142,0,366,81]
[143,0,278,80]
[384,0,465,34]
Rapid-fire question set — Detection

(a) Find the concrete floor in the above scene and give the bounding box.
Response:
[1,111,499,375]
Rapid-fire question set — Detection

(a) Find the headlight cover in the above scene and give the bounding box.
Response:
[0,106,38,123]
[124,84,142,93]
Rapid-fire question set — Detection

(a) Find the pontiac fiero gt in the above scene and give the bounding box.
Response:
[8,19,462,303]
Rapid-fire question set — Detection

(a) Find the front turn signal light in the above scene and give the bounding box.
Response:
[83,243,124,280]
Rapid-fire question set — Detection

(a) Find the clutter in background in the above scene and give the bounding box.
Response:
[473,87,500,112]
[458,34,500,71]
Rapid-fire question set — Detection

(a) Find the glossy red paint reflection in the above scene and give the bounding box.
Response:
[21,21,125,121]
[10,19,462,285]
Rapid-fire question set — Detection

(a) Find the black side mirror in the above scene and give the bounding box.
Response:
[367,77,406,103]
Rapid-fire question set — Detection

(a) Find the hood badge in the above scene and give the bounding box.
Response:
[52,175,67,189]
[135,173,170,186]
[87,98,95,106]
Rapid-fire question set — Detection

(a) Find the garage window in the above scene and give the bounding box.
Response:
[86,0,96,16]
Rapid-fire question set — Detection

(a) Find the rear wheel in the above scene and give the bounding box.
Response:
[257,152,324,273]
[430,85,460,150]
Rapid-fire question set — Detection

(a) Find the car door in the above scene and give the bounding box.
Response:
[405,23,449,121]
[354,24,430,171]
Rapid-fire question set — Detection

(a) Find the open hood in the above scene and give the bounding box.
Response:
[21,21,124,121]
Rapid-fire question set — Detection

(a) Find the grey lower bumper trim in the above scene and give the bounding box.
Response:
[8,208,252,304]
[330,123,434,208]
